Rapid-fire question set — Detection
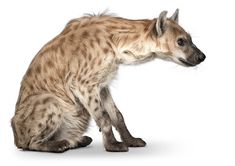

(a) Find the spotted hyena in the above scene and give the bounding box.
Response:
[11,9,205,152]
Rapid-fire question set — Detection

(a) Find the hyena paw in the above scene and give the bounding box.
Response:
[49,140,70,153]
[125,138,146,147]
[76,136,93,148]
[105,141,128,152]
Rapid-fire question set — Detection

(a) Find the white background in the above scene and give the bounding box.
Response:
[0,0,235,165]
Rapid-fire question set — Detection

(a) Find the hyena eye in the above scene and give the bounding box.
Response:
[177,38,185,47]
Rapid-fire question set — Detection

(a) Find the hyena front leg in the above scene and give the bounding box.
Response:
[100,87,146,147]
[73,86,128,152]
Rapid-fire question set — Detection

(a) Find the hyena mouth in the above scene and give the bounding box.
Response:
[178,58,196,67]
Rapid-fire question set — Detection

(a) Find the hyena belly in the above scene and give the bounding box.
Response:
[12,92,92,152]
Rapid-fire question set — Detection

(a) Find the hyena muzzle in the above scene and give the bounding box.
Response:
[11,9,205,153]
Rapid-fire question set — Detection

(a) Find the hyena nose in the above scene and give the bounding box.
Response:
[197,53,206,62]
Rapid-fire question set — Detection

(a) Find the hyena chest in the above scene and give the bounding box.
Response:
[99,60,118,87]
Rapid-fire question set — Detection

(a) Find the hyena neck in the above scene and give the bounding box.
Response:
[108,17,158,65]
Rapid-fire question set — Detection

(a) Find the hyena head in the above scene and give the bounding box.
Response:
[151,9,206,66]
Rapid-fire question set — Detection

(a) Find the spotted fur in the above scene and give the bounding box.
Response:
[12,9,205,152]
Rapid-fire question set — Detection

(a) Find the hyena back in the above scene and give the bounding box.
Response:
[11,9,205,152]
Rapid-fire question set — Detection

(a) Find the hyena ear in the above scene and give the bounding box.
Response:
[170,8,179,23]
[156,11,168,37]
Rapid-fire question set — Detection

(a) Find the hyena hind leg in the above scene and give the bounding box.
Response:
[28,99,93,152]
[12,95,72,153]
[25,96,72,153]
[56,103,92,150]
[13,94,93,153]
